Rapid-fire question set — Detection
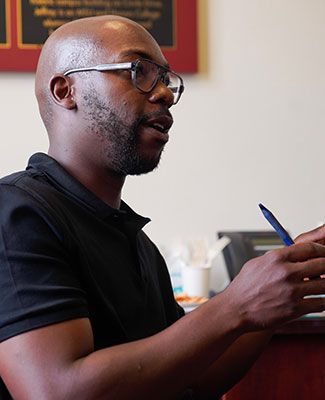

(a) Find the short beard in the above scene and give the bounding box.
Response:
[83,93,163,176]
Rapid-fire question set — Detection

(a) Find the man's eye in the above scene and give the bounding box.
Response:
[136,64,146,76]
[161,73,171,86]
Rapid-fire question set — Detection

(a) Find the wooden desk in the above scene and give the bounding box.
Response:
[222,317,325,400]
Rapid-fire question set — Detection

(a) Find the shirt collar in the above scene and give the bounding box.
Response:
[26,152,151,231]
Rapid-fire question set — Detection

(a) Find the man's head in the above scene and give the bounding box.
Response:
[35,15,183,176]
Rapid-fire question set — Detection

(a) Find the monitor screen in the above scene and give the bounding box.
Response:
[217,231,284,280]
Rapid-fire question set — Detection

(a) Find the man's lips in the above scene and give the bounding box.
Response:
[142,114,174,134]
[139,109,174,134]
[136,111,173,144]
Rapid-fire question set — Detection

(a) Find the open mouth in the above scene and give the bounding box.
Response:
[150,122,169,133]
[143,114,173,135]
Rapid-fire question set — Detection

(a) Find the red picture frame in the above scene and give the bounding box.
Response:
[0,0,197,72]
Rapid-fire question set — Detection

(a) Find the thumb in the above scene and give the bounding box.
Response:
[295,224,325,245]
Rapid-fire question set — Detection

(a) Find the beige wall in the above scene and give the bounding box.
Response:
[1,0,325,247]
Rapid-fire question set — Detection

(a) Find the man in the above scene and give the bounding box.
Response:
[0,15,325,400]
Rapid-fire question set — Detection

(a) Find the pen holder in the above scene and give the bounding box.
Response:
[182,264,211,297]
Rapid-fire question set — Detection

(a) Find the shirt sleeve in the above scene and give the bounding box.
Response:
[176,302,185,318]
[0,184,89,343]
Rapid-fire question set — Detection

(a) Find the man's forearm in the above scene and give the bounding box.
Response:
[61,296,245,400]
[191,330,274,399]
[5,238,325,399]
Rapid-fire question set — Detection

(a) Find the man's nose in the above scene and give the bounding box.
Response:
[147,81,174,108]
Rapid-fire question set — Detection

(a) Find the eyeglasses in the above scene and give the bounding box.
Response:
[63,58,185,105]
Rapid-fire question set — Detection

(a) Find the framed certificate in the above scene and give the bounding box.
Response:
[0,0,197,72]
[0,0,11,49]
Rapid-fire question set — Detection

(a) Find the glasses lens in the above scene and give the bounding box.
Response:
[134,59,158,92]
[162,71,183,104]
[134,59,184,104]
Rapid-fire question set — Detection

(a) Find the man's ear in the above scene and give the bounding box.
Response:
[49,74,76,109]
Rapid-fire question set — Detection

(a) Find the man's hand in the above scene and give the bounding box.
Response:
[295,224,325,245]
[223,242,325,331]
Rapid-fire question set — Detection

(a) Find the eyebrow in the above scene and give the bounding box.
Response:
[119,49,170,69]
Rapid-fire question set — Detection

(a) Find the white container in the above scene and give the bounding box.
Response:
[182,265,211,297]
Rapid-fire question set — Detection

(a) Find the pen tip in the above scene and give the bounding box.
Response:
[258,203,265,210]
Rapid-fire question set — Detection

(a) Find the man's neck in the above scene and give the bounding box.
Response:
[48,149,126,209]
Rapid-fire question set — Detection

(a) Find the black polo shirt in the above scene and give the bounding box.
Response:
[0,153,184,397]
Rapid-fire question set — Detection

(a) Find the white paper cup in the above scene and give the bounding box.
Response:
[182,265,210,297]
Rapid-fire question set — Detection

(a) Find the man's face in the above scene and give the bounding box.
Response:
[76,24,175,176]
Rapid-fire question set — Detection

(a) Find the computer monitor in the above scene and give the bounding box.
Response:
[217,231,284,280]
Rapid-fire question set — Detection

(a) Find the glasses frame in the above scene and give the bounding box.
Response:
[63,58,184,105]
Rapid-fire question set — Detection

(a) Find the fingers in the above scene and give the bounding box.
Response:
[298,296,325,316]
[235,242,325,329]
[296,257,325,280]
[298,278,325,297]
[283,242,325,262]
[295,224,325,245]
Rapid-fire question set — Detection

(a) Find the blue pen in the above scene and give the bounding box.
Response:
[259,203,294,246]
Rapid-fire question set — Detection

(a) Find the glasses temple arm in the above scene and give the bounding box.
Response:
[63,62,133,76]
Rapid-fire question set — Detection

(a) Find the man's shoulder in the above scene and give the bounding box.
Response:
[0,170,33,199]
[0,168,58,215]
[0,169,68,241]
[0,168,45,197]
[0,170,28,186]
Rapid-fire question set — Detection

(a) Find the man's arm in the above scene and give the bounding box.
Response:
[191,330,273,399]
[0,296,243,400]
[1,241,325,399]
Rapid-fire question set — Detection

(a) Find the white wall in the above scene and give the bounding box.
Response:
[1,0,325,247]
